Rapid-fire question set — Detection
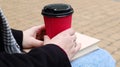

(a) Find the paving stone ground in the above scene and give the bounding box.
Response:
[0,0,120,66]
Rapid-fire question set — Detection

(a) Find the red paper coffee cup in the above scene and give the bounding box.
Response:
[42,3,74,38]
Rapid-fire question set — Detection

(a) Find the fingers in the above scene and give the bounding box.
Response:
[70,36,81,59]
[39,25,45,31]
[32,39,44,47]
[72,34,76,42]
[74,43,81,52]
[31,25,45,34]
[35,25,45,33]
[60,28,75,36]
[69,28,75,36]
[36,25,46,40]
[35,24,45,29]
[23,38,44,49]
[67,28,75,36]
[44,35,50,45]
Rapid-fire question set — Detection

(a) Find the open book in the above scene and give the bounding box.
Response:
[71,32,100,61]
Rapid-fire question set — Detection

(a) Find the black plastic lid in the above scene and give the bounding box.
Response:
[41,3,74,17]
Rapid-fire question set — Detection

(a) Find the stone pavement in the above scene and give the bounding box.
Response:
[0,0,120,66]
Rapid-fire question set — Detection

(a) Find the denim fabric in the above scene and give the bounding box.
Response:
[71,48,116,67]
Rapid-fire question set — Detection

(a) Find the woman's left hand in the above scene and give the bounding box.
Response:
[23,25,45,49]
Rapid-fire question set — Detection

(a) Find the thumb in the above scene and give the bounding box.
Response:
[44,35,50,45]
[31,38,44,47]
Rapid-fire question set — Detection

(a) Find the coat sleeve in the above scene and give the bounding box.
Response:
[0,44,71,67]
[11,29,23,50]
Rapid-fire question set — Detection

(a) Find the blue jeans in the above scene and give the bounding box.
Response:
[71,48,116,67]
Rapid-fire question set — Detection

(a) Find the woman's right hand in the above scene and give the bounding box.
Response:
[44,28,81,61]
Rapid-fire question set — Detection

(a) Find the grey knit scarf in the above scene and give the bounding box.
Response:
[0,8,22,54]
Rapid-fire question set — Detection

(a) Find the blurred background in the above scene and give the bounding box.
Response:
[0,0,120,66]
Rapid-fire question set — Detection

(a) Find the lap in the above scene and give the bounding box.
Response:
[71,48,116,67]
